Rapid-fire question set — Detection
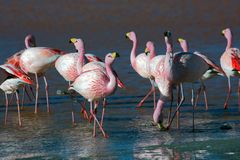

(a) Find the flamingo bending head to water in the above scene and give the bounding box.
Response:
[0,64,33,126]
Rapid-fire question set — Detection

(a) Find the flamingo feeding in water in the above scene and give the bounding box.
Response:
[126,31,156,109]
[0,64,33,126]
[153,31,225,130]
[69,52,119,138]
[18,43,65,113]
[220,28,240,110]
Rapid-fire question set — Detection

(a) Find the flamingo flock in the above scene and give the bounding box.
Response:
[0,28,239,137]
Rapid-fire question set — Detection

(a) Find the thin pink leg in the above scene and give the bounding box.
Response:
[100,98,106,127]
[92,101,108,138]
[43,76,50,113]
[167,83,185,129]
[176,84,181,129]
[16,92,22,126]
[72,111,76,126]
[21,86,25,110]
[34,73,39,114]
[224,77,231,110]
[4,93,8,125]
[137,87,154,108]
[80,101,89,120]
[238,79,240,112]
[202,82,208,111]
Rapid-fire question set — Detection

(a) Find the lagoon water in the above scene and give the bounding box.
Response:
[0,1,240,159]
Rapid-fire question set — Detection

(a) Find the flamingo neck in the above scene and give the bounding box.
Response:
[25,39,30,48]
[226,36,232,51]
[105,62,116,94]
[181,43,188,52]
[130,39,137,70]
[149,48,156,59]
[77,48,85,75]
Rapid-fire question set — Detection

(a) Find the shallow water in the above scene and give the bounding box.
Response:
[0,0,240,159]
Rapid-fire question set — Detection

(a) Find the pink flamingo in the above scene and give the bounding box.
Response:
[220,28,240,110]
[126,31,156,108]
[55,38,89,121]
[18,44,65,113]
[153,31,225,130]
[6,35,36,109]
[0,64,33,126]
[69,52,119,137]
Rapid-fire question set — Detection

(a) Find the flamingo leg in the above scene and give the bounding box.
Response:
[43,76,50,113]
[34,73,39,114]
[176,84,181,129]
[21,85,25,110]
[200,80,208,111]
[150,79,156,110]
[90,101,108,138]
[224,77,231,110]
[4,93,8,125]
[72,111,76,126]
[80,100,89,120]
[191,83,195,132]
[100,98,107,127]
[167,83,185,129]
[167,90,173,124]
[16,92,22,126]
[137,85,154,108]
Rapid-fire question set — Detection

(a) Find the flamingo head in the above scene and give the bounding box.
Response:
[25,34,36,48]
[178,38,188,52]
[69,38,85,53]
[105,52,120,65]
[125,31,136,42]
[222,28,232,40]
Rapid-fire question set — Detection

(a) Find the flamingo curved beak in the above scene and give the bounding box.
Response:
[111,52,120,58]
[125,32,130,39]
[178,38,184,43]
[69,38,77,43]
[221,30,225,36]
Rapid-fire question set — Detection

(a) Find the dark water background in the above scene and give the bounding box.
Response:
[0,0,240,159]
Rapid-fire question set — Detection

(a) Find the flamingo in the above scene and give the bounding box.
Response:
[0,64,33,126]
[153,31,225,130]
[6,35,36,108]
[55,38,89,121]
[18,43,65,113]
[69,52,119,137]
[126,31,156,108]
[220,28,240,110]
[178,38,224,110]
[55,38,125,125]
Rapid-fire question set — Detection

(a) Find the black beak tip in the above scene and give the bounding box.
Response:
[69,40,72,43]
[125,35,129,39]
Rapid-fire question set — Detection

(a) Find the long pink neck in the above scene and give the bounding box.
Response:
[105,61,116,94]
[130,39,137,70]
[181,42,188,52]
[25,39,30,48]
[149,46,156,59]
[164,37,173,69]
[226,34,232,51]
[77,47,85,75]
